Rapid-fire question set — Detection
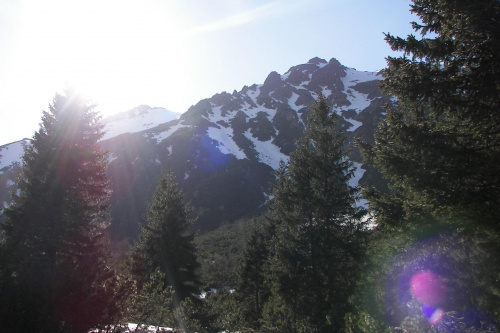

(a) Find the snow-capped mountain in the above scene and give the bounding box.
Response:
[0,105,180,214]
[0,57,389,239]
[101,105,180,141]
[0,139,30,171]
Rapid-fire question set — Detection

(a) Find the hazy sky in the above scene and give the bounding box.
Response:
[0,0,416,145]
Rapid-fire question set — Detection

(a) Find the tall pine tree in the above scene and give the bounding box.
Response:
[132,173,200,311]
[0,90,114,333]
[236,219,270,329]
[264,93,367,332]
[356,1,500,330]
[361,0,500,229]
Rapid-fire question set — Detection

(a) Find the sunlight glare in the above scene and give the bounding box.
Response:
[8,0,195,116]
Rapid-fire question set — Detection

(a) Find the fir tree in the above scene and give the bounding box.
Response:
[236,219,270,328]
[133,173,200,308]
[357,0,500,329]
[361,0,500,229]
[0,90,114,333]
[264,93,367,332]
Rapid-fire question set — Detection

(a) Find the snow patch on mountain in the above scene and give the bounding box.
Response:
[152,121,192,143]
[244,129,289,169]
[340,68,383,113]
[346,119,363,132]
[0,106,181,171]
[102,105,180,141]
[245,86,262,109]
[321,86,333,98]
[349,162,368,207]
[288,92,301,111]
[0,139,30,172]
[349,162,366,188]
[107,153,118,164]
[207,126,247,160]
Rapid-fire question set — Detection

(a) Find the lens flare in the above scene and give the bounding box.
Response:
[410,270,446,325]
[410,270,446,306]
[422,305,444,325]
[198,135,231,172]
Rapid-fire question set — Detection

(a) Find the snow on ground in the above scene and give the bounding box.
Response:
[0,139,30,171]
[101,107,180,141]
[243,129,289,169]
[89,323,173,333]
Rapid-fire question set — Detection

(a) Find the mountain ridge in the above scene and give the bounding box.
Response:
[1,57,389,238]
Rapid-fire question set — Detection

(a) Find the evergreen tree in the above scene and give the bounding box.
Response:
[356,1,500,330]
[264,93,367,332]
[236,218,270,329]
[0,90,114,333]
[361,0,500,229]
[135,268,176,328]
[133,173,200,308]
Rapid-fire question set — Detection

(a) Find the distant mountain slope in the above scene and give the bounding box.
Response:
[0,105,180,215]
[101,105,180,141]
[0,58,389,240]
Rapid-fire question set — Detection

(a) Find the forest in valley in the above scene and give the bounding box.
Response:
[0,1,499,332]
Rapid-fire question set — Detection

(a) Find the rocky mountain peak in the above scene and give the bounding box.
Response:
[263,71,284,89]
[308,57,328,65]
[0,57,390,236]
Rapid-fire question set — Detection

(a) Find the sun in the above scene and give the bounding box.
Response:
[7,0,196,117]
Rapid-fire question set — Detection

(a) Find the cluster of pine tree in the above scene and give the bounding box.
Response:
[0,1,498,332]
[0,90,205,332]
[205,0,500,332]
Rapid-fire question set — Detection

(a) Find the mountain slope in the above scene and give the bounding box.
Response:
[101,105,180,141]
[0,58,389,239]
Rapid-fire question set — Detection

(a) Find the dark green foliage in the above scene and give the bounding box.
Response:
[133,173,200,304]
[195,219,250,289]
[0,90,115,332]
[202,290,249,332]
[264,94,368,332]
[344,311,391,333]
[362,0,500,229]
[134,268,176,328]
[125,173,208,332]
[235,218,271,329]
[357,0,500,330]
[352,225,500,331]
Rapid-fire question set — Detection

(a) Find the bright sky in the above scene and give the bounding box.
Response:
[0,0,416,145]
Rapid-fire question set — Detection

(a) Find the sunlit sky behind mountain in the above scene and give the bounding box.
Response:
[0,0,416,145]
